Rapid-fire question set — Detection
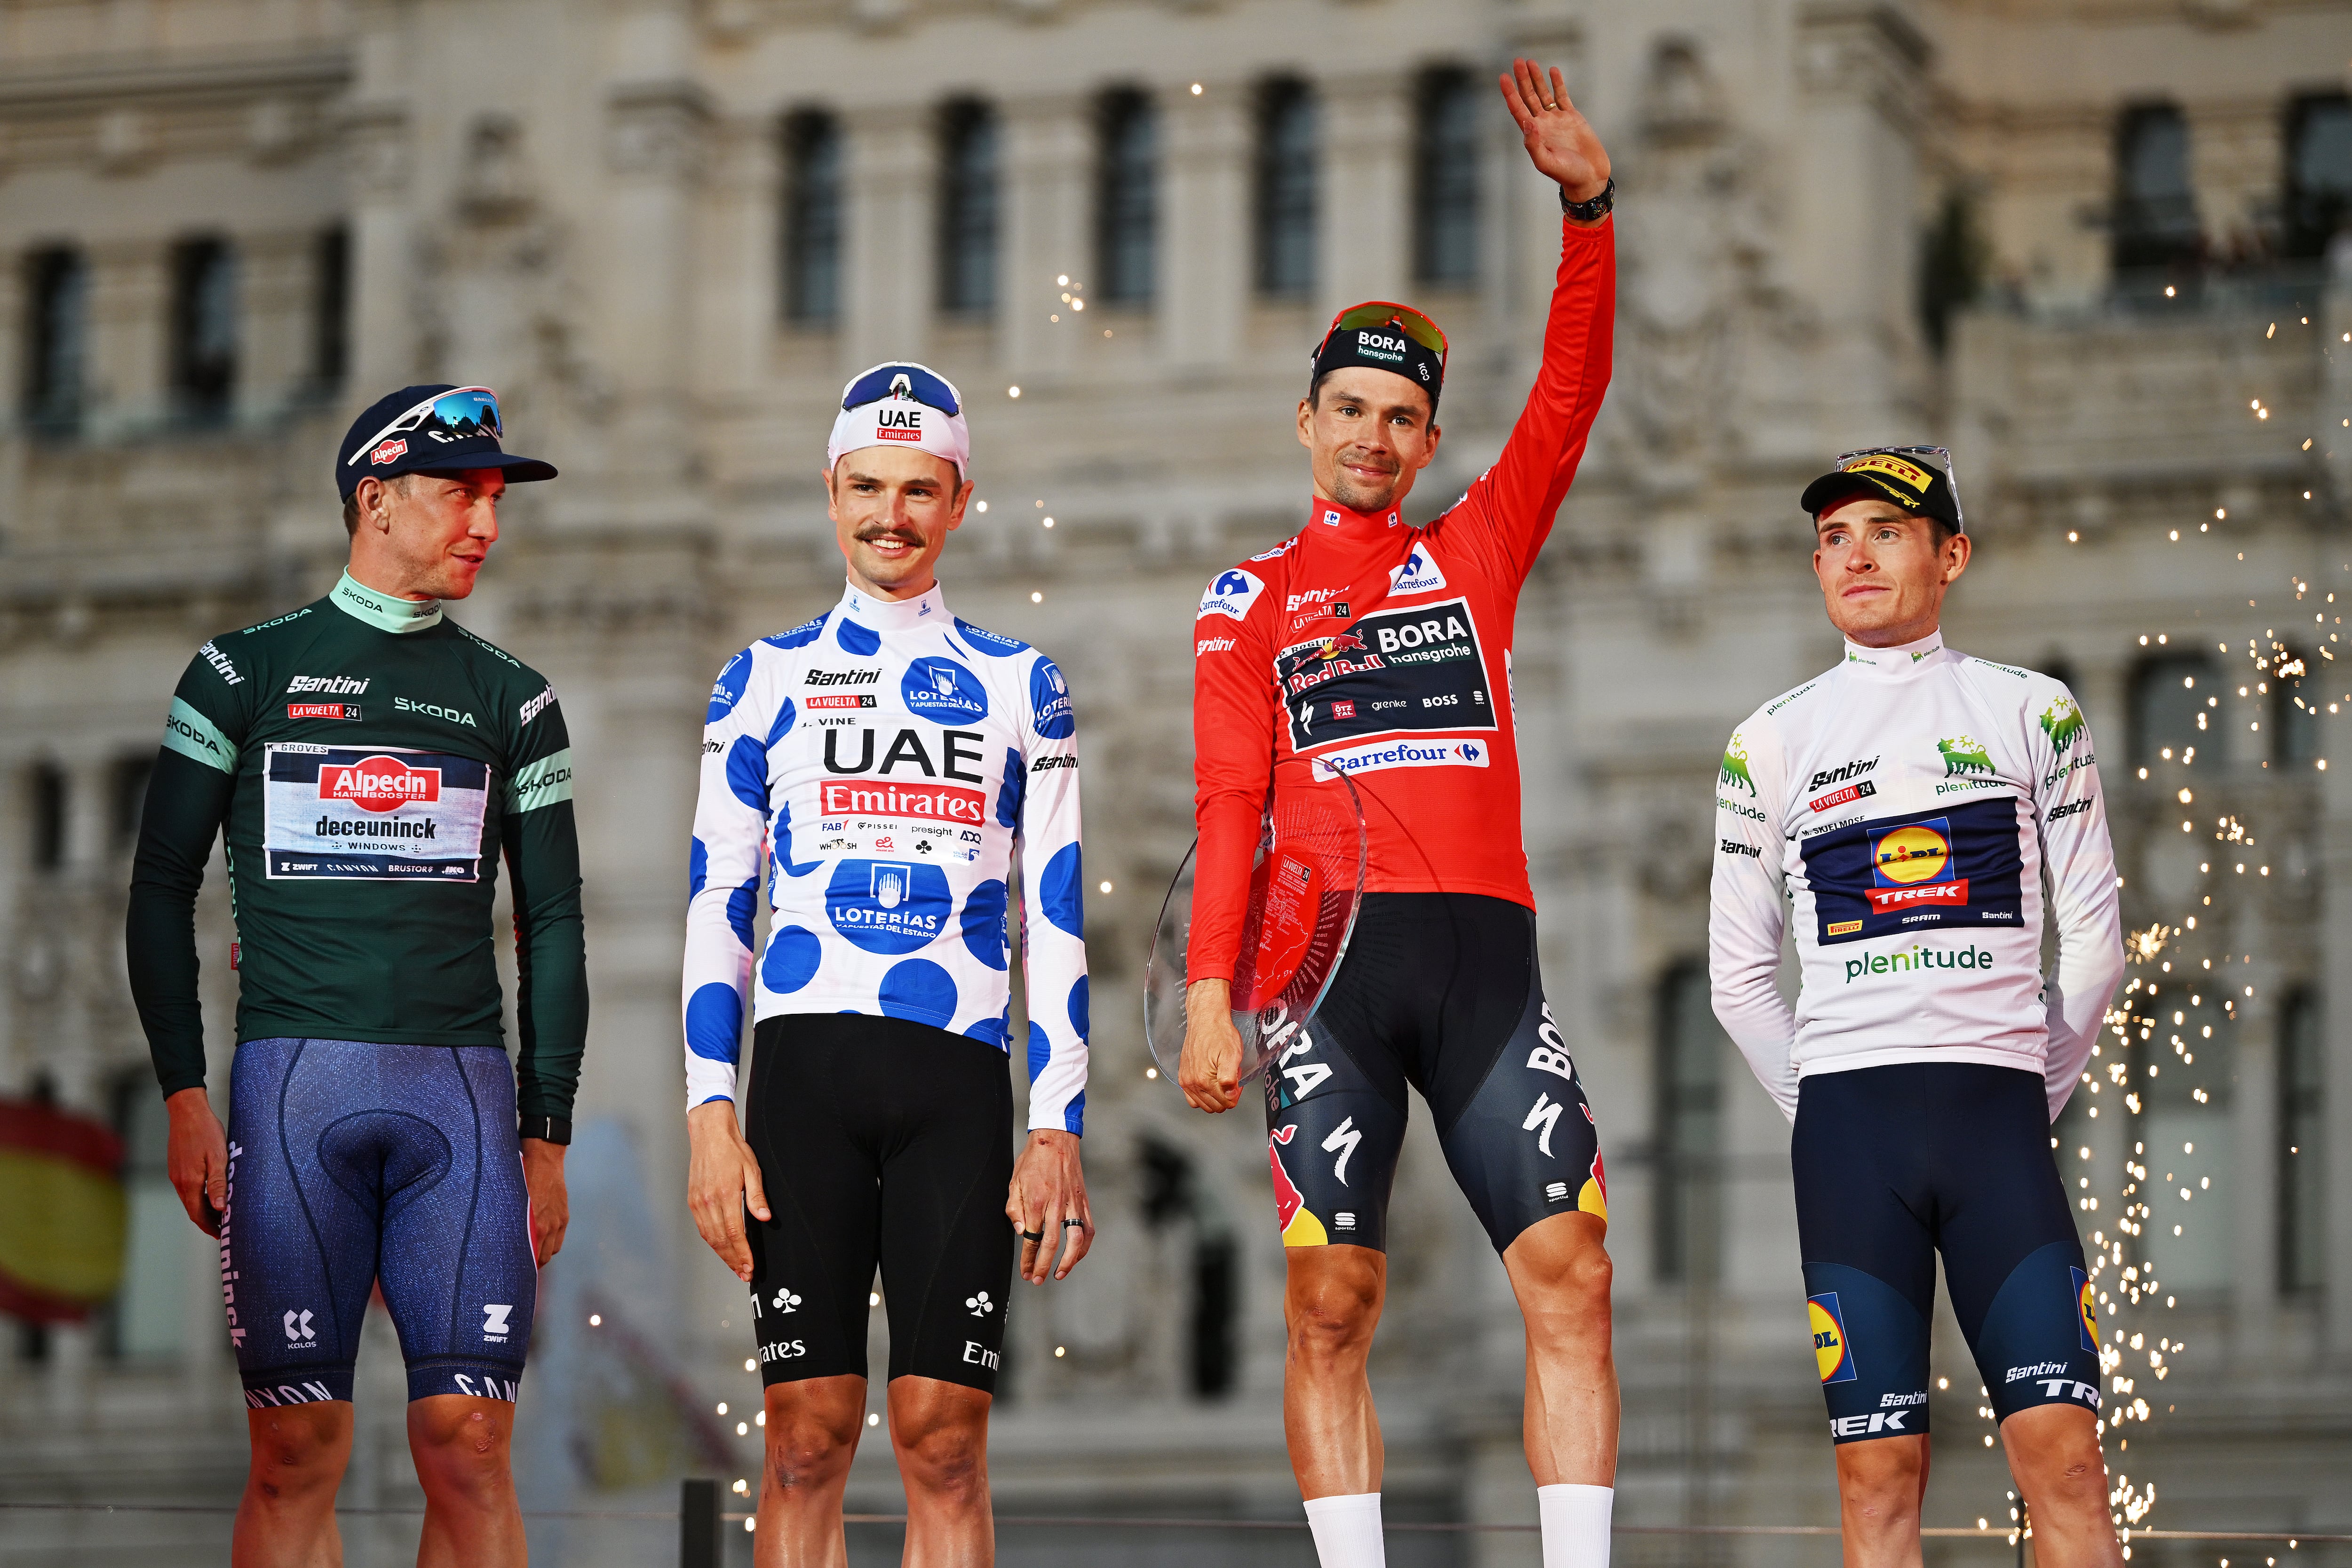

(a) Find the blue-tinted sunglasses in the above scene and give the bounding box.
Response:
[345,386,503,465]
[841,363,961,417]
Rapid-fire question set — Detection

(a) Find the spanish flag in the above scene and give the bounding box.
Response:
[0,1099,126,1323]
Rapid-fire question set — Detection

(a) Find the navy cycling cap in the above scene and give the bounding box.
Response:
[337,383,557,501]
[1801,446,1964,533]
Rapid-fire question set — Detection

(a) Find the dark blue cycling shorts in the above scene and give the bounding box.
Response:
[223,1037,538,1408]
[1794,1062,2101,1445]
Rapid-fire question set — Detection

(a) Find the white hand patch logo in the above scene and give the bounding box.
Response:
[874,867,906,908]
[965,1291,994,1317]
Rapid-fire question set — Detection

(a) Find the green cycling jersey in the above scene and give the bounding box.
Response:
[126,571,588,1138]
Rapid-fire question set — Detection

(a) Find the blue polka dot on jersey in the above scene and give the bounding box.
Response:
[684,982,743,1061]
[725,734,769,810]
[1067,975,1089,1040]
[1026,1020,1051,1083]
[707,649,752,724]
[763,613,827,650]
[955,618,1028,657]
[725,878,758,948]
[960,879,1009,971]
[879,959,957,1024]
[688,835,709,898]
[835,617,880,656]
[963,1014,1006,1049]
[761,925,823,993]
[765,698,796,746]
[1039,843,1084,937]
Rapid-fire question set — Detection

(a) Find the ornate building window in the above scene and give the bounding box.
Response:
[1097,89,1157,307]
[313,227,349,393]
[1255,78,1318,298]
[1654,959,1724,1286]
[2278,987,2325,1294]
[22,246,88,437]
[169,237,239,426]
[783,110,844,326]
[1414,66,1481,287]
[28,762,66,873]
[2112,103,2199,274]
[2282,93,2352,262]
[938,99,1000,317]
[2129,652,2214,767]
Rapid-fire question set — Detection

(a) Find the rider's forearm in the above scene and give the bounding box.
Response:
[127,752,234,1098]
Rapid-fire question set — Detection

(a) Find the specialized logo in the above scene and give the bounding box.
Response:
[1938,734,1995,778]
[1268,1127,1327,1247]
[1866,818,1961,912]
[901,657,989,723]
[369,437,409,465]
[1808,1293,1857,1384]
[320,756,441,812]
[482,1304,513,1343]
[1322,1117,1362,1185]
[1198,567,1265,621]
[288,675,368,696]
[824,857,951,954]
[1719,735,1756,796]
[1523,1092,1565,1156]
[2041,695,2086,755]
[2072,1266,2098,1352]
[284,1308,317,1345]
[1388,546,1447,596]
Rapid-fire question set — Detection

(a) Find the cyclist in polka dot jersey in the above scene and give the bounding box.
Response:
[679,362,1091,1562]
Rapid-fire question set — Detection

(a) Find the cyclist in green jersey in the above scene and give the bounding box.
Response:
[127,385,584,1568]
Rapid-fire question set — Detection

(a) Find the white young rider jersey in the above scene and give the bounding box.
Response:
[680,579,1089,1133]
[1707,631,2124,1124]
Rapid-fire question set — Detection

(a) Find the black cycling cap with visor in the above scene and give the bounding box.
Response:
[1310,302,1449,418]
[1800,445,1964,533]
[337,383,558,501]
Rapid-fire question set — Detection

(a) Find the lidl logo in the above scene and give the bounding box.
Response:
[2072,1266,2098,1353]
[1866,818,1966,914]
[1808,1293,1857,1384]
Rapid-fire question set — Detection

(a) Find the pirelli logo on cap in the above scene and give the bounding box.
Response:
[1841,452,1933,493]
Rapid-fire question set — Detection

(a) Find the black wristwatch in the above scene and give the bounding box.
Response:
[1560,176,1615,223]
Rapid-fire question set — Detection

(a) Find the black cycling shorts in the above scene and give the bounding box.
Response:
[1794,1062,2102,1445]
[224,1037,537,1408]
[742,1014,1015,1393]
[1261,893,1605,1255]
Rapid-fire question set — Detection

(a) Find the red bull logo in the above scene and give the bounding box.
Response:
[1268,1127,1329,1247]
[1316,632,1369,659]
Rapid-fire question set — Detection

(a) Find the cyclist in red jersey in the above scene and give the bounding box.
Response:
[1179,59,1619,1568]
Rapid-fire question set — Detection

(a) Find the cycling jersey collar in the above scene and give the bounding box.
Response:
[331,570,444,634]
[1308,495,1404,534]
[839,576,948,630]
[1840,629,1946,680]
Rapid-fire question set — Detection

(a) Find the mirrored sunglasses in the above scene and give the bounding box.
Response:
[345,386,503,465]
[842,363,962,417]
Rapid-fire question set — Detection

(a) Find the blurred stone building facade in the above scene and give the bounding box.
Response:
[1,0,2349,1563]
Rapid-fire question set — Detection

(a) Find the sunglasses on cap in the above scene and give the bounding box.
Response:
[841,363,963,418]
[1315,301,1448,367]
[345,386,504,466]
[1833,443,1964,530]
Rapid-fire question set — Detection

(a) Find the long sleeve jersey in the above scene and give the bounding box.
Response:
[1187,215,1615,980]
[126,571,588,1133]
[1707,631,2125,1123]
[680,579,1089,1133]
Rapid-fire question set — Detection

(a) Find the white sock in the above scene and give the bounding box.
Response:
[1303,1491,1386,1568]
[1537,1483,1613,1568]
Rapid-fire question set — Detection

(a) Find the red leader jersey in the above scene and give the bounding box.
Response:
[1188,216,1614,982]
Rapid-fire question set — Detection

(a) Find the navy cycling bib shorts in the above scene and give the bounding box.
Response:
[224,1037,538,1408]
[1263,893,1606,1255]
[1795,1062,2101,1443]
[742,1014,1016,1394]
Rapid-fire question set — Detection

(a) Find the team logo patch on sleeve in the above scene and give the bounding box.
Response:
[1198,568,1265,621]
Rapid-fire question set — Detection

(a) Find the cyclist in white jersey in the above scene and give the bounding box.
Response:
[681,363,1092,1566]
[1710,447,2124,1568]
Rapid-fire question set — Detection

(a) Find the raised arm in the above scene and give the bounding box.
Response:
[1449,59,1617,582]
[1708,721,1801,1121]
[2031,689,2124,1121]
[502,684,587,1143]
